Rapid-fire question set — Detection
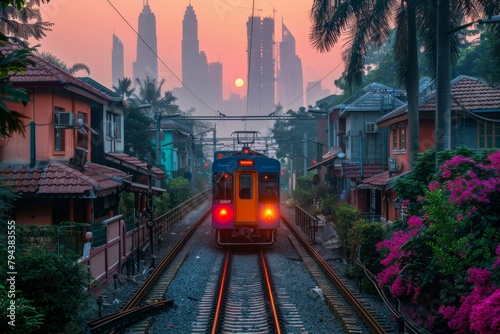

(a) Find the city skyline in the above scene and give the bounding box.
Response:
[35,1,344,107]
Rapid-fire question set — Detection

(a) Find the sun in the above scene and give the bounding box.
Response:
[234,78,245,88]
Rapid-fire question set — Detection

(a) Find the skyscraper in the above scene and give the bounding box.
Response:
[180,3,216,114]
[277,22,303,111]
[246,16,275,117]
[133,0,158,84]
[111,33,124,87]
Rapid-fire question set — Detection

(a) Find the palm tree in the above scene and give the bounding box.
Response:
[309,0,498,166]
[0,0,53,48]
[113,77,135,101]
[37,51,90,75]
[310,0,422,166]
[135,76,179,116]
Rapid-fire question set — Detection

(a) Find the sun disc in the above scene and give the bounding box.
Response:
[235,78,244,88]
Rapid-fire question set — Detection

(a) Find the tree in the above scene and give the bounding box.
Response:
[113,77,135,101]
[0,0,51,138]
[0,0,52,48]
[0,245,91,333]
[37,51,90,75]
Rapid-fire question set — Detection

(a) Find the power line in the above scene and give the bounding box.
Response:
[106,0,219,116]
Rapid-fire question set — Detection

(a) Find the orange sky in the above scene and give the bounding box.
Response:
[35,0,344,103]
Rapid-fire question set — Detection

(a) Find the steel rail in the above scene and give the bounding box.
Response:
[260,248,282,334]
[122,208,211,310]
[210,248,230,334]
[281,213,386,334]
[97,208,212,334]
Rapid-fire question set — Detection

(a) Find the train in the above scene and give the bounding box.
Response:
[212,146,281,246]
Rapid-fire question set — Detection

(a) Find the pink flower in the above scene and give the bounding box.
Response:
[429,181,440,192]
[456,214,464,221]
[442,169,452,178]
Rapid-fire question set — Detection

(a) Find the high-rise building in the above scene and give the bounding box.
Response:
[133,0,158,85]
[246,16,275,117]
[182,4,200,93]
[180,3,216,114]
[111,33,124,87]
[277,22,303,111]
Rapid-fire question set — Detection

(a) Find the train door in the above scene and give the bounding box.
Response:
[234,170,258,226]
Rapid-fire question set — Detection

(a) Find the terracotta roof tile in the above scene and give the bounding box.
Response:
[0,161,126,197]
[105,153,166,179]
[340,161,385,179]
[377,76,500,125]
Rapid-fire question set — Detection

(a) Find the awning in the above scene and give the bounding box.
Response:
[105,153,166,179]
[357,170,411,190]
[307,154,337,171]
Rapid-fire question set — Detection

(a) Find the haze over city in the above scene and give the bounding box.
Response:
[34,0,344,116]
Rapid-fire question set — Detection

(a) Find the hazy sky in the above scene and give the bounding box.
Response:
[35,0,344,102]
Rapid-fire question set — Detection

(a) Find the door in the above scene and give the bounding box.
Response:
[234,170,258,226]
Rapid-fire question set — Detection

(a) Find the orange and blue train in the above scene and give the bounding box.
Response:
[212,147,280,246]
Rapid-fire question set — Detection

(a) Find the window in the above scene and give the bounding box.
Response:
[391,124,407,152]
[106,112,121,139]
[400,127,406,150]
[259,173,279,203]
[213,172,233,203]
[54,107,65,152]
[478,121,500,149]
[239,174,253,199]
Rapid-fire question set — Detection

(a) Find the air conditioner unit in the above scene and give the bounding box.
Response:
[70,147,88,170]
[55,112,75,128]
[365,122,378,133]
[388,157,399,172]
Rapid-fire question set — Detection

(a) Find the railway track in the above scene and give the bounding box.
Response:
[85,209,211,334]
[202,248,281,333]
[87,205,396,333]
[281,212,396,334]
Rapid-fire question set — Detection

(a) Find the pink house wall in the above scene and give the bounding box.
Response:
[1,88,92,163]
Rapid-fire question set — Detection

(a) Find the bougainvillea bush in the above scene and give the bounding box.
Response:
[377,149,500,333]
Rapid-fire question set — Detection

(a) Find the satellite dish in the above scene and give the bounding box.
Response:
[338,152,346,159]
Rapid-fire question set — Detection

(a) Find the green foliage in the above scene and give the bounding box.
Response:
[153,192,170,218]
[0,180,18,221]
[123,106,153,161]
[0,245,91,333]
[0,284,44,334]
[166,177,191,209]
[334,202,361,255]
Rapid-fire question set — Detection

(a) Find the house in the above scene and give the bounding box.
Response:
[308,83,406,216]
[359,75,500,223]
[0,43,128,226]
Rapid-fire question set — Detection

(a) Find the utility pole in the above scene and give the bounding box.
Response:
[147,153,155,268]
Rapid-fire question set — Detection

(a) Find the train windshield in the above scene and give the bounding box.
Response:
[213,172,233,203]
[239,174,253,199]
[259,173,279,204]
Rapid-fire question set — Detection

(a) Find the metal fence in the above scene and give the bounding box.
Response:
[153,188,211,242]
[294,206,319,243]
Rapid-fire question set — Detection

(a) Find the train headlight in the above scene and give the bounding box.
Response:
[262,206,276,221]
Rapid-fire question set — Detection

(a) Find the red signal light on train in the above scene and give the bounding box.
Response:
[238,159,255,167]
[243,147,250,154]
[217,207,231,220]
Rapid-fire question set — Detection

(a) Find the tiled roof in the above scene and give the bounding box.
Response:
[339,161,385,179]
[377,76,500,125]
[0,41,110,104]
[340,92,405,115]
[105,153,166,179]
[357,170,411,190]
[0,161,126,197]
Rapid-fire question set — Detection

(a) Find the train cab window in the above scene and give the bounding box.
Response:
[259,173,279,204]
[213,172,233,203]
[239,174,253,199]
